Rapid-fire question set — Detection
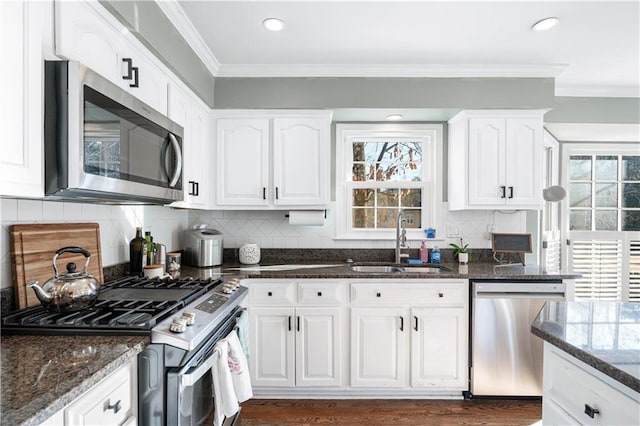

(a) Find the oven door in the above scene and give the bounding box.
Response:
[166,308,245,426]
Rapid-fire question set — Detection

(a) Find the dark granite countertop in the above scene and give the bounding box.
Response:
[182,261,581,281]
[0,335,149,426]
[531,301,640,393]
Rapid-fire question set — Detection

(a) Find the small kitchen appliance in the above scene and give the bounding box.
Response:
[183,225,224,267]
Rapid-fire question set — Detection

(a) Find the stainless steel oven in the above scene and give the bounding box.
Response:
[44,60,184,204]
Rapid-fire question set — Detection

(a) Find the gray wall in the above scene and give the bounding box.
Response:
[546,96,640,124]
[100,0,215,107]
[213,77,556,110]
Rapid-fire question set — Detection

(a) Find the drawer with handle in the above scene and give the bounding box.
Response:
[351,281,466,305]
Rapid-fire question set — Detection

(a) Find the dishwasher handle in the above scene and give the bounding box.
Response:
[475,291,565,300]
[473,281,565,297]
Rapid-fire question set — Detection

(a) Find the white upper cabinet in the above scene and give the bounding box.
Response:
[54,0,168,114]
[448,110,545,210]
[0,1,44,197]
[216,118,271,206]
[215,111,332,209]
[167,84,212,209]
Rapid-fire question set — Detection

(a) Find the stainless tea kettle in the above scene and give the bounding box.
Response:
[29,246,101,312]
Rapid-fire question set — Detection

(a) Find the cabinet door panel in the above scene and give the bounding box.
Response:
[468,118,505,206]
[296,307,342,387]
[216,119,270,205]
[0,1,43,197]
[273,118,328,205]
[505,118,542,206]
[411,307,467,389]
[250,307,295,387]
[351,307,406,387]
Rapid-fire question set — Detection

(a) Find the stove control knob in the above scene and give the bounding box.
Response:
[169,317,188,333]
[221,284,234,294]
[181,312,196,325]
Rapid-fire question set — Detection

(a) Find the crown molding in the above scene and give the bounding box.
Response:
[555,84,640,98]
[213,63,567,78]
[155,0,220,76]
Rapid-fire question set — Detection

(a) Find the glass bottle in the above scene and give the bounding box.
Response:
[129,227,145,275]
[143,231,152,266]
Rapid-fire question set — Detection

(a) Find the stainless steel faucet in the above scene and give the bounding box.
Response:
[395,210,409,264]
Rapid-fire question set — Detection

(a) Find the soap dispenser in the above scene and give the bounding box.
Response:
[419,241,428,263]
[430,245,441,264]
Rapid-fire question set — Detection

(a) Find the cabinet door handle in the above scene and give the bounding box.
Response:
[129,66,139,88]
[400,316,404,331]
[500,186,506,198]
[275,187,279,200]
[508,186,514,199]
[297,316,300,332]
[122,58,133,80]
[584,404,600,418]
[288,315,292,331]
[414,316,418,331]
[194,181,199,196]
[188,181,196,196]
[263,187,266,200]
[106,399,122,414]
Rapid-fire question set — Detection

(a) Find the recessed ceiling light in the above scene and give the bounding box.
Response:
[531,17,559,32]
[386,114,404,121]
[263,17,285,32]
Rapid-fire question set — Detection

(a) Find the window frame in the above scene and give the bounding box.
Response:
[335,123,443,240]
[561,142,640,302]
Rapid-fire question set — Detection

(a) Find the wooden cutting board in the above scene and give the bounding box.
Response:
[10,223,104,309]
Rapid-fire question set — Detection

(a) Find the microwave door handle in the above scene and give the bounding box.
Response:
[167,133,182,188]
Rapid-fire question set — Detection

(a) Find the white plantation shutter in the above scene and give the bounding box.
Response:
[571,239,623,300]
[541,231,561,272]
[630,240,640,302]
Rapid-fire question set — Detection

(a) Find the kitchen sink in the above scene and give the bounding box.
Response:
[350,264,451,274]
[350,265,405,273]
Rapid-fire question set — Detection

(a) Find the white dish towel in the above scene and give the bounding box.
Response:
[211,330,253,426]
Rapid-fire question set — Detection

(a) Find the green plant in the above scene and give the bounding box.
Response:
[449,239,471,261]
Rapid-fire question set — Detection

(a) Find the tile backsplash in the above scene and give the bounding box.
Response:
[0,198,189,290]
[189,202,527,251]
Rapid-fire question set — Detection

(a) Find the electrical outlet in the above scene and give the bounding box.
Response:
[446,225,459,237]
[485,224,495,240]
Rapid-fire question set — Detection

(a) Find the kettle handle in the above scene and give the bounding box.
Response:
[52,246,91,277]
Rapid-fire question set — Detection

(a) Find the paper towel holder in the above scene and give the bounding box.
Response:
[285,210,327,219]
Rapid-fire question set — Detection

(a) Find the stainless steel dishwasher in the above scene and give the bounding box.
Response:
[470,280,566,397]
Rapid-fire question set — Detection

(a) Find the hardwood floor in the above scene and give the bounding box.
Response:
[241,399,542,426]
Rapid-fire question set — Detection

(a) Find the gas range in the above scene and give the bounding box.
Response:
[1,275,247,348]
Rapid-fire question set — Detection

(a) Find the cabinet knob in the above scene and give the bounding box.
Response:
[267,291,273,296]
[317,291,322,297]
[106,399,122,414]
[376,292,381,297]
[438,292,444,298]
[584,404,600,418]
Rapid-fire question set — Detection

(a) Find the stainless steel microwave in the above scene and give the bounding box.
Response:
[44,61,184,204]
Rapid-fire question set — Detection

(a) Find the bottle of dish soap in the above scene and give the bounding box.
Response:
[430,245,441,264]
[419,241,428,263]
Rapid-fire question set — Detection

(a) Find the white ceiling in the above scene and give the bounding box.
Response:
[169,0,640,98]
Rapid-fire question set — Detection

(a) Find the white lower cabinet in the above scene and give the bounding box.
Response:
[350,305,467,390]
[542,342,640,426]
[40,359,137,426]
[249,280,346,389]
[249,278,468,396]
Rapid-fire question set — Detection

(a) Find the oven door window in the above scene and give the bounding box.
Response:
[83,85,182,189]
[176,366,215,426]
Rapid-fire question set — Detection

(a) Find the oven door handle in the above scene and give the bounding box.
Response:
[179,350,219,389]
